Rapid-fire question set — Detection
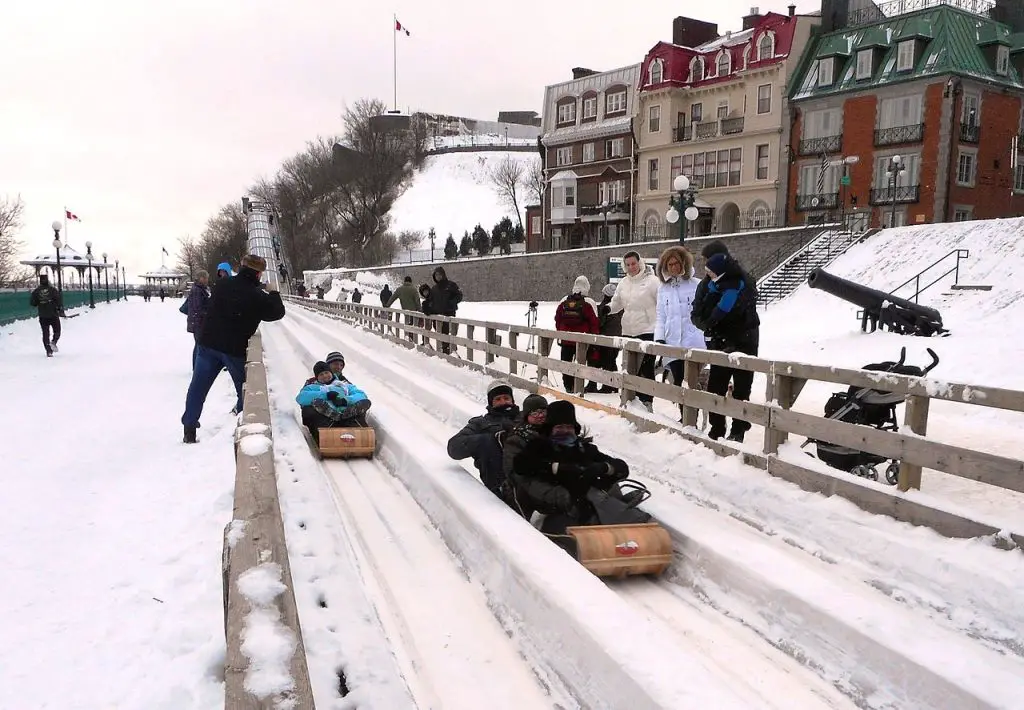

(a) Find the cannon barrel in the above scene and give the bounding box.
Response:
[807,268,942,323]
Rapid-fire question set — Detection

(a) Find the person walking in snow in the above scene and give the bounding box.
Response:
[387,276,422,341]
[380,284,392,307]
[447,379,521,498]
[607,250,660,409]
[30,274,64,358]
[595,282,622,392]
[554,275,600,393]
[351,288,362,303]
[185,270,211,369]
[654,246,704,421]
[428,266,463,355]
[180,254,286,443]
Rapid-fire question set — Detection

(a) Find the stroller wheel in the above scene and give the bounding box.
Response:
[885,462,900,485]
[851,465,877,481]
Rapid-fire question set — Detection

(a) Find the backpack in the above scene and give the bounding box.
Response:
[560,294,587,328]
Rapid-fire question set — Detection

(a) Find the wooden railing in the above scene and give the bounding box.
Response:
[287,297,1024,550]
[223,332,315,709]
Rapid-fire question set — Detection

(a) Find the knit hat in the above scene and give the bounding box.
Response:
[601,282,617,298]
[313,361,331,377]
[522,394,548,415]
[571,275,591,296]
[486,379,514,406]
[701,240,730,259]
[706,253,729,277]
[544,400,578,429]
[216,262,232,275]
[325,351,345,365]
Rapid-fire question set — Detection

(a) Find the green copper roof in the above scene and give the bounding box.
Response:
[791,6,1024,101]
[1010,32,1024,53]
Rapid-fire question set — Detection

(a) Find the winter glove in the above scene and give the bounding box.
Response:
[326,392,347,406]
[583,462,615,482]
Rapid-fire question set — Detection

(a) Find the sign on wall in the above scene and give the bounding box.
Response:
[606,257,659,285]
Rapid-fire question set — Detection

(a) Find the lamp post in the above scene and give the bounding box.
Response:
[886,155,905,229]
[122,265,126,298]
[114,259,120,301]
[102,252,110,303]
[665,174,700,244]
[85,241,95,309]
[600,200,611,246]
[51,221,64,294]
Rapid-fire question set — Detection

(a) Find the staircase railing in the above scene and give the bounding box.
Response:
[889,249,969,304]
[748,223,839,281]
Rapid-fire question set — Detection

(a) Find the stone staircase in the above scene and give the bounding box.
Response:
[756,229,872,304]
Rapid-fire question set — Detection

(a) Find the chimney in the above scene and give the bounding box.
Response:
[572,67,598,79]
[789,3,797,16]
[672,16,719,47]
[820,0,851,34]
[742,7,763,30]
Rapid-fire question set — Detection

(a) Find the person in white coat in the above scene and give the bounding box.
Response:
[607,250,660,408]
[654,246,704,420]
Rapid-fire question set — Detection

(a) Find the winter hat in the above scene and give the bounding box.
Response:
[701,240,730,259]
[39,274,49,285]
[241,254,267,272]
[313,361,331,377]
[522,394,548,416]
[486,379,514,406]
[601,282,617,298]
[325,351,345,365]
[571,275,591,296]
[217,262,232,275]
[706,253,729,277]
[543,400,578,430]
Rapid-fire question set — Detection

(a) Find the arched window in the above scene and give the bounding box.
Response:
[643,212,661,237]
[717,51,731,77]
[649,58,664,85]
[689,56,703,83]
[758,32,774,60]
[747,200,771,228]
[742,44,751,70]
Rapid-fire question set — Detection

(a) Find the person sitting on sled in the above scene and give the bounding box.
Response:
[447,379,521,499]
[304,351,351,385]
[296,361,371,443]
[500,394,549,519]
[510,400,632,536]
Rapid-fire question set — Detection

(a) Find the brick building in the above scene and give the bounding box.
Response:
[635,9,819,239]
[538,64,641,251]
[787,0,1024,229]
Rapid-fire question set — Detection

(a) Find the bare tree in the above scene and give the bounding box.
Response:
[0,195,31,288]
[397,229,422,259]
[488,155,525,231]
[524,156,544,206]
[176,235,202,280]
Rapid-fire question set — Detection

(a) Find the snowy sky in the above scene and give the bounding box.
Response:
[1,0,822,278]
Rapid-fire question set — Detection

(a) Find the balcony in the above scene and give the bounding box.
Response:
[960,123,981,144]
[673,125,692,142]
[869,185,921,205]
[721,117,744,135]
[695,121,719,140]
[874,123,925,147]
[579,201,630,217]
[795,192,840,211]
[798,135,843,156]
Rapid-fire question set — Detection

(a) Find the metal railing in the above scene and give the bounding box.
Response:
[960,124,981,144]
[696,121,719,139]
[889,248,970,303]
[798,135,843,156]
[874,123,925,146]
[849,0,994,26]
[673,125,692,142]
[795,192,840,211]
[869,185,921,205]
[721,117,745,135]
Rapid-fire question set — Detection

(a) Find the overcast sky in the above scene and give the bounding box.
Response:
[1,0,821,279]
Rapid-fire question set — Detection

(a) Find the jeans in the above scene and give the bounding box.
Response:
[39,316,61,354]
[181,345,246,428]
[191,333,200,370]
[634,333,656,404]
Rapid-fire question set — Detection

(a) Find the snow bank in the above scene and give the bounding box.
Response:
[237,433,273,456]
[238,564,298,704]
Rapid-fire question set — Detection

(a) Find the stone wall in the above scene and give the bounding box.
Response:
[304,226,825,301]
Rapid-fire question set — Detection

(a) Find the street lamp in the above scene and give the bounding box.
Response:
[85,241,95,309]
[886,155,905,229]
[122,265,126,298]
[600,200,611,246]
[51,221,64,294]
[102,252,110,303]
[115,259,120,301]
[665,174,700,244]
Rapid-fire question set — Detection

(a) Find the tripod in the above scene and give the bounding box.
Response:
[525,301,538,353]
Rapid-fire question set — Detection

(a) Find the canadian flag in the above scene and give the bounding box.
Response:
[395,19,410,36]
[66,209,81,222]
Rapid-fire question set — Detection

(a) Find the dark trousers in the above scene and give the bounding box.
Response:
[39,316,61,354]
[191,333,200,370]
[181,345,246,428]
[635,333,656,404]
[474,437,505,495]
[559,342,583,392]
[667,359,686,420]
[706,344,757,437]
[439,321,458,354]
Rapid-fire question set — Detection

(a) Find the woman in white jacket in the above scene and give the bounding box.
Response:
[608,250,660,407]
[654,246,703,420]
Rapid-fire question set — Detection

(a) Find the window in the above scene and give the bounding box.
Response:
[897,40,915,72]
[856,49,873,80]
[690,56,704,82]
[962,94,979,125]
[649,59,663,85]
[957,151,976,186]
[551,185,576,208]
[530,216,541,234]
[670,155,683,181]
[879,95,922,129]
[717,51,731,77]
[705,151,718,188]
[691,103,703,123]
[649,105,661,133]
[805,108,841,138]
[717,101,729,120]
[605,137,624,158]
[606,90,627,114]
[599,179,626,203]
[557,101,576,125]
[953,208,972,222]
[556,146,573,166]
[758,32,774,60]
[799,163,841,195]
[757,84,772,114]
[582,96,598,120]
[873,154,921,188]
[729,148,742,186]
[1016,164,1024,191]
[997,45,1010,76]
[818,57,834,87]
[643,214,661,236]
[751,204,770,227]
[693,153,705,188]
[648,158,660,190]
[718,150,730,187]
[582,142,595,162]
[756,144,770,180]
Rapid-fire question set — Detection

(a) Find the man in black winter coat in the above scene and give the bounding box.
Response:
[30,274,63,357]
[181,254,286,443]
[447,380,520,497]
[428,266,463,354]
[690,241,760,442]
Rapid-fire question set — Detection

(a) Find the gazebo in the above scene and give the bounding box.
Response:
[138,264,186,295]
[21,242,112,288]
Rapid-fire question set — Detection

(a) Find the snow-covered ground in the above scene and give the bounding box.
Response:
[389,151,538,245]
[0,299,238,709]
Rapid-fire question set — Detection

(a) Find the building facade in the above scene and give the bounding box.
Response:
[787,0,1024,229]
[538,64,641,251]
[634,9,818,240]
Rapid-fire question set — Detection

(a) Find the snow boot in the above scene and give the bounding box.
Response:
[727,430,746,443]
[46,351,53,358]
[183,426,198,444]
[51,344,59,353]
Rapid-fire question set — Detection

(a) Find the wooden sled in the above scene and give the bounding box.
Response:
[565,522,672,578]
[318,426,376,459]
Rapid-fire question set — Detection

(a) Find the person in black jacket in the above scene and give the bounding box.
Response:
[447,379,520,497]
[690,243,760,442]
[428,266,463,354]
[500,394,549,518]
[510,400,629,537]
[181,254,286,443]
[30,274,64,357]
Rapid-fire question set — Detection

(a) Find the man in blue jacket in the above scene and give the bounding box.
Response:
[297,361,372,442]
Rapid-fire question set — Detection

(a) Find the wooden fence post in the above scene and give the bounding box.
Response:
[508,332,519,375]
[898,395,930,491]
[537,336,553,385]
[681,359,702,428]
[619,346,641,407]
[465,324,476,362]
[485,327,497,366]
[574,340,589,394]
[763,366,805,454]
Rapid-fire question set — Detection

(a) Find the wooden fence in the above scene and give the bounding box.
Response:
[223,332,315,709]
[287,296,1024,552]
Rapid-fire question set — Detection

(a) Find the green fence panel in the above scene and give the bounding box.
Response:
[0,290,106,326]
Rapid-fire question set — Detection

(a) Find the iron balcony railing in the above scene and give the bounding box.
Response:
[721,117,745,135]
[798,135,843,156]
[673,125,693,142]
[849,0,994,27]
[696,121,719,139]
[795,192,840,211]
[869,185,921,205]
[959,123,981,143]
[874,123,925,146]
[578,201,630,216]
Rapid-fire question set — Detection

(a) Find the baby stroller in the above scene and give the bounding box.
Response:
[806,347,939,484]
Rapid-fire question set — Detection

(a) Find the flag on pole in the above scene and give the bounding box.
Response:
[161,246,169,255]
[66,209,81,222]
[817,152,828,195]
[395,18,410,35]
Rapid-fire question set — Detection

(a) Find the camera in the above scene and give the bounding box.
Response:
[528,300,538,309]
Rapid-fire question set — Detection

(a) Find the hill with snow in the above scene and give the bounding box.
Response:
[389,151,539,245]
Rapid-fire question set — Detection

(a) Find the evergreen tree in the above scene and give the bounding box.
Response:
[459,231,473,256]
[444,233,458,259]
[472,223,490,255]
[512,222,525,244]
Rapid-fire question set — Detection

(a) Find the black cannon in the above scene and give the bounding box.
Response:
[807,268,947,337]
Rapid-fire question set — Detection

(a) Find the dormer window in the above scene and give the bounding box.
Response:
[649,59,664,84]
[690,56,704,82]
[997,45,1010,75]
[582,95,597,120]
[717,51,731,77]
[856,49,873,80]
[897,40,916,72]
[605,89,627,115]
[818,57,834,87]
[758,32,774,60]
[556,99,576,125]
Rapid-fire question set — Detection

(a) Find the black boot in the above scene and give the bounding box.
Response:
[727,429,746,443]
[183,426,198,444]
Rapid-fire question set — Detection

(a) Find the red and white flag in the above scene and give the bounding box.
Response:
[66,209,81,222]
[395,18,410,36]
